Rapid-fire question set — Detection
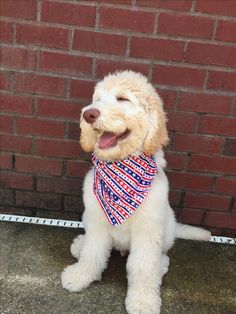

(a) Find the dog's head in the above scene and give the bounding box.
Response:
[80,71,168,161]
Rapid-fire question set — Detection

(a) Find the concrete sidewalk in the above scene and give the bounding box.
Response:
[0,221,235,314]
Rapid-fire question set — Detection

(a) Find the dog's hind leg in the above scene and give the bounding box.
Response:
[61,225,112,293]
[70,235,85,259]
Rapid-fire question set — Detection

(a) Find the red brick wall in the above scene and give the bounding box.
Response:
[0,0,236,236]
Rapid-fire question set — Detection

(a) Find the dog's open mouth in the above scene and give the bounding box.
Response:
[98,129,130,149]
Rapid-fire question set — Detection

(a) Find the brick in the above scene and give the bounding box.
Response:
[205,212,236,229]
[172,134,223,154]
[136,0,192,11]
[16,117,65,138]
[184,192,231,211]
[186,42,236,68]
[64,195,83,211]
[0,189,14,205]
[37,177,82,195]
[233,104,236,115]
[41,1,96,27]
[216,20,236,43]
[215,177,236,194]
[195,0,236,17]
[37,98,83,120]
[158,13,214,39]
[0,172,33,190]
[0,21,13,43]
[0,93,32,114]
[167,171,212,192]
[100,7,155,33]
[0,46,36,70]
[189,155,236,175]
[130,37,184,61]
[0,0,36,20]
[169,190,182,207]
[96,59,149,79]
[178,92,233,115]
[224,139,236,156]
[70,80,95,100]
[16,191,61,210]
[167,111,196,132]
[152,64,205,88]
[0,135,32,153]
[0,206,33,216]
[73,30,127,55]
[207,71,236,92]
[15,156,62,176]
[233,199,236,212]
[222,228,236,237]
[173,207,181,219]
[198,115,236,137]
[67,161,92,178]
[165,152,186,170]
[207,226,222,236]
[67,123,80,140]
[0,72,11,90]
[39,51,92,76]
[36,139,82,158]
[0,153,12,169]
[158,90,177,110]
[16,24,69,49]
[36,209,82,220]
[15,73,66,97]
[180,208,204,225]
[0,115,13,133]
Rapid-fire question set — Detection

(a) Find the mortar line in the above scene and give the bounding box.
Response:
[68,29,74,50]
[191,0,196,12]
[36,0,42,22]
[125,35,131,58]
[95,3,100,31]
[153,13,159,35]
[211,19,218,41]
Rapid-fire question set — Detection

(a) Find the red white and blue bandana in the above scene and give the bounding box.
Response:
[92,153,158,226]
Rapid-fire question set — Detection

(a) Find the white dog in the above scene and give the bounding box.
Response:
[61,71,211,314]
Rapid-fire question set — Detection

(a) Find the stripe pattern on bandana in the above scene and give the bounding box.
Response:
[92,153,158,226]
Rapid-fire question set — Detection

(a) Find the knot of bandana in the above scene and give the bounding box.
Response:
[92,153,158,226]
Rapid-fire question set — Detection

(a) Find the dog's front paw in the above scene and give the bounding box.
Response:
[61,263,91,292]
[125,291,161,314]
[70,235,85,259]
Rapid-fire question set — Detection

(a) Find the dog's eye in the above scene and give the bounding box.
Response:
[116,96,128,102]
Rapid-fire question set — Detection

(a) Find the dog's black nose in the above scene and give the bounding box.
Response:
[83,109,100,124]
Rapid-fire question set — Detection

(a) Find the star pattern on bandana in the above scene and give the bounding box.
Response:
[92,153,158,226]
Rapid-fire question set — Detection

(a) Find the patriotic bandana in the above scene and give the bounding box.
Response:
[92,153,158,226]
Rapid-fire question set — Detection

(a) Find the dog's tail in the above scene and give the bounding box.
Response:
[175,223,211,241]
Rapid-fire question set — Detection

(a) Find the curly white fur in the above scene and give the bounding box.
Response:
[61,71,211,314]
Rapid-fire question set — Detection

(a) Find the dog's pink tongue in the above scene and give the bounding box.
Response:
[99,132,118,149]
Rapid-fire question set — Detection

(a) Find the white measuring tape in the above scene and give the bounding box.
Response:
[0,214,235,245]
[0,214,83,229]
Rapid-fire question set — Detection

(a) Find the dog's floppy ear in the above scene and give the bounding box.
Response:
[142,91,169,155]
[80,118,97,152]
